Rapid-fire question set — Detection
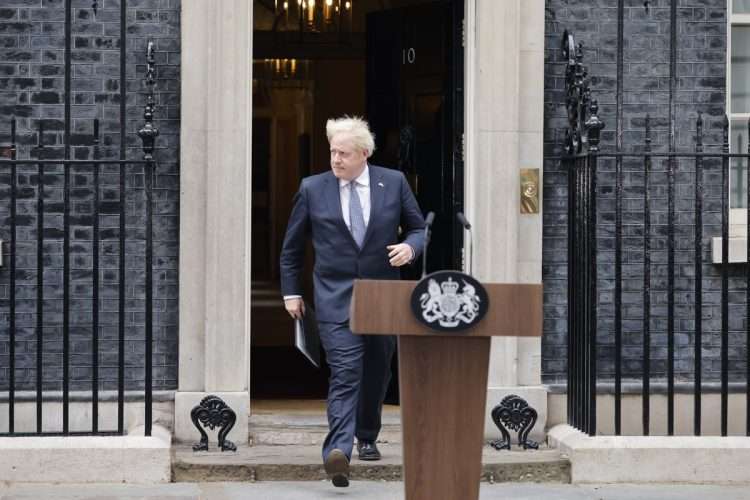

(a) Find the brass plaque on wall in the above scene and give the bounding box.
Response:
[520,168,539,214]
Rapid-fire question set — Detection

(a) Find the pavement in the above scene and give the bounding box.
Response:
[1,482,750,499]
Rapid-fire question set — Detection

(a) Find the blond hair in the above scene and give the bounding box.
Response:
[325,115,376,158]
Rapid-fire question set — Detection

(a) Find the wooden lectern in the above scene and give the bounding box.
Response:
[350,279,542,500]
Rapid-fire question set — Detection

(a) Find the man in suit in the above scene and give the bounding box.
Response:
[280,116,425,487]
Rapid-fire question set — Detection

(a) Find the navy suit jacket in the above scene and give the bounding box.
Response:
[280,165,426,323]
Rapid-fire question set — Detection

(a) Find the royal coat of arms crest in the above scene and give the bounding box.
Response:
[410,271,489,332]
[419,277,481,327]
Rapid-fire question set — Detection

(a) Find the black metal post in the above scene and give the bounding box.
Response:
[614,0,624,436]
[667,156,676,437]
[585,99,603,436]
[63,157,71,436]
[721,116,729,437]
[118,0,128,437]
[92,119,100,433]
[666,0,678,437]
[567,155,574,428]
[8,117,16,434]
[144,161,154,438]
[138,40,159,438]
[581,162,587,430]
[36,122,44,434]
[567,156,579,430]
[643,114,652,436]
[575,161,581,432]
[694,113,704,436]
[579,155,586,433]
[63,0,72,436]
[117,166,125,436]
[614,151,622,436]
[578,40,587,433]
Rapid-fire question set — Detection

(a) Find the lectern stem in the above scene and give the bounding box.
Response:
[398,335,491,500]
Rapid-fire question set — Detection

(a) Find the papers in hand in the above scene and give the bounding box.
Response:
[295,304,321,368]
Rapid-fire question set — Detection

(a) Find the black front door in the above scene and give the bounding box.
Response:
[366,0,464,274]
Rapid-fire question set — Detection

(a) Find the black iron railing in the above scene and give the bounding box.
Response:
[0,3,159,435]
[1,158,156,437]
[560,31,750,437]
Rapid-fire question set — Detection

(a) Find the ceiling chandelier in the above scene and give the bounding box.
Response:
[273,0,353,34]
[254,58,311,81]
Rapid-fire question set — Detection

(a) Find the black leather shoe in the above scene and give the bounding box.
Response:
[324,448,350,487]
[357,440,382,461]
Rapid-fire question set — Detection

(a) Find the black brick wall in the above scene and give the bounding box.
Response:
[0,0,179,392]
[543,0,743,386]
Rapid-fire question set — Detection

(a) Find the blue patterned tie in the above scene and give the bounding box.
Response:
[349,181,366,248]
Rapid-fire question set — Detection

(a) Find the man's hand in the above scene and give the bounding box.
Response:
[387,243,414,267]
[285,297,305,319]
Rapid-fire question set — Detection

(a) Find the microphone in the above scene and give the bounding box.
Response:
[422,211,436,278]
[425,211,436,227]
[456,212,473,276]
[456,212,471,230]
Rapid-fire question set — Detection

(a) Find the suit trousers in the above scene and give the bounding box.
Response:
[318,320,396,461]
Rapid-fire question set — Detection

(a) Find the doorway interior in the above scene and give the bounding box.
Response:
[250,0,464,402]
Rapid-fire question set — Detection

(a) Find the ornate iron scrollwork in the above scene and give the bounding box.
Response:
[490,394,539,451]
[562,30,605,156]
[138,41,160,161]
[191,395,238,452]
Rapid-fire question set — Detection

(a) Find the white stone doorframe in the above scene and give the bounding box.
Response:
[465,0,547,441]
[174,0,546,446]
[175,0,253,445]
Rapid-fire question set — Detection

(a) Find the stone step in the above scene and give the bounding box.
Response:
[248,406,403,446]
[250,423,403,446]
[173,443,571,483]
